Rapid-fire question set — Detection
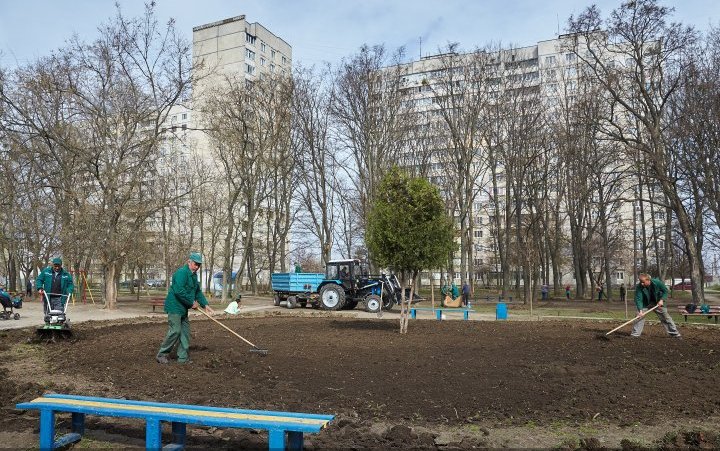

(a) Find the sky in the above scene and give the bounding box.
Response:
[0,0,718,68]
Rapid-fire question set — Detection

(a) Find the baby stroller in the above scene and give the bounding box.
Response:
[0,291,20,320]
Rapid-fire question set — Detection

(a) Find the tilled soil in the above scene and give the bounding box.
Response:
[2,314,720,449]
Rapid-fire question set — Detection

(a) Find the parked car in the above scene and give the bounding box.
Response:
[672,282,693,290]
[146,279,165,288]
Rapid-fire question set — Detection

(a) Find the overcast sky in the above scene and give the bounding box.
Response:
[1,0,717,68]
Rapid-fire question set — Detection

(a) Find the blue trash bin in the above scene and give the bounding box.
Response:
[496,302,508,320]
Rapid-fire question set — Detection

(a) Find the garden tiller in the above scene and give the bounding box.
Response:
[37,291,73,340]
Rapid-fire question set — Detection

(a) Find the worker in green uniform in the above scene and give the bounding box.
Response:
[156,252,214,364]
[36,257,74,316]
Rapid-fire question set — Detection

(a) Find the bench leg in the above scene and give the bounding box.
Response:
[411,309,416,319]
[287,431,303,450]
[39,409,55,451]
[268,429,285,450]
[464,311,469,320]
[436,310,442,320]
[146,418,162,450]
[171,421,186,447]
[72,412,85,435]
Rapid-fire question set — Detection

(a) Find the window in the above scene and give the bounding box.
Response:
[565,53,576,63]
[615,272,624,280]
[260,57,266,66]
[246,49,255,60]
[271,49,276,59]
[281,56,287,64]
[474,230,483,238]
[474,259,483,266]
[270,64,275,73]
[655,212,665,220]
[181,113,187,120]
[245,63,255,75]
[246,33,256,45]
[181,124,187,130]
[260,41,266,52]
[544,55,556,65]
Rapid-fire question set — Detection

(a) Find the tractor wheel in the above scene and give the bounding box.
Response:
[287,296,297,309]
[318,284,345,310]
[343,300,358,310]
[365,294,382,313]
[382,293,394,312]
[273,294,281,306]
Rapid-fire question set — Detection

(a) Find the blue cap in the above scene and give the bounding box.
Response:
[189,252,203,264]
[52,257,62,265]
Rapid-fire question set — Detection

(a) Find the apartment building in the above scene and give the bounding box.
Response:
[394,35,646,288]
[152,16,293,287]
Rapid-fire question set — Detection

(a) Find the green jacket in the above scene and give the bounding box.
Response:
[164,264,208,315]
[634,278,668,310]
[36,266,74,303]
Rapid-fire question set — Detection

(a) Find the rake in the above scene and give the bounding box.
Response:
[196,306,268,356]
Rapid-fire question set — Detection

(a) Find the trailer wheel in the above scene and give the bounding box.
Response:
[273,294,281,306]
[365,294,382,313]
[287,296,297,309]
[14,313,20,320]
[319,284,345,310]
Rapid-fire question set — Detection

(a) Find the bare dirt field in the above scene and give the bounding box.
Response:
[2,308,720,449]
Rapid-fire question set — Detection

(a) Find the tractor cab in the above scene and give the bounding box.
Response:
[325,259,368,290]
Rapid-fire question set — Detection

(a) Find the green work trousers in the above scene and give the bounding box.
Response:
[157,313,191,362]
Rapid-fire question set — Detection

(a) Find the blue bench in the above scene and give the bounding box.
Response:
[16,393,334,450]
[410,307,472,320]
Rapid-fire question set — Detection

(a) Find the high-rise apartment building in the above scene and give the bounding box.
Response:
[393,35,643,288]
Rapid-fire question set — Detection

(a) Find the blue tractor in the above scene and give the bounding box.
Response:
[271,259,407,313]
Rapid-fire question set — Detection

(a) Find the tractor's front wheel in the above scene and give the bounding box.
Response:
[319,284,345,310]
[382,293,395,312]
[365,294,382,313]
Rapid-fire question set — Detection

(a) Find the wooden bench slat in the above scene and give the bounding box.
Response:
[18,398,329,432]
[43,393,334,421]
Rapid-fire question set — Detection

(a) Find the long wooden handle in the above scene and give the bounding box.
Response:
[196,306,258,348]
[606,304,660,336]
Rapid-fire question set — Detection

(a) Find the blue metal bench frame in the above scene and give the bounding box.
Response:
[410,307,472,320]
[16,393,334,450]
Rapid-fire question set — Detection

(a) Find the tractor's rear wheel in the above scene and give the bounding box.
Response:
[319,284,345,310]
[287,296,297,309]
[365,294,382,313]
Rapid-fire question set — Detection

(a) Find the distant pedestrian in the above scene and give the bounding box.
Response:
[26,279,32,296]
[631,273,681,339]
[541,284,549,301]
[461,281,471,307]
[565,284,571,300]
[294,262,302,273]
[597,283,604,301]
[619,283,626,302]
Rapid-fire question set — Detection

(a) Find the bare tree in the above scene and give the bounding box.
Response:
[568,0,704,303]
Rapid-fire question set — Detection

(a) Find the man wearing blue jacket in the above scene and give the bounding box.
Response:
[157,252,214,364]
[631,273,681,338]
[36,257,74,315]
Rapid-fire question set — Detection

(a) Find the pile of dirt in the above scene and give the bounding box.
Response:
[2,316,720,449]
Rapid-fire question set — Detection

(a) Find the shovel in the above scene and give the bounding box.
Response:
[601,304,660,339]
[196,306,268,356]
